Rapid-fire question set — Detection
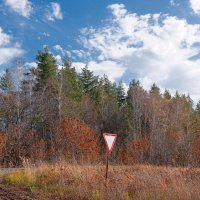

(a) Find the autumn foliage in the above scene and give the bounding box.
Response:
[55,119,100,163]
[1,47,200,167]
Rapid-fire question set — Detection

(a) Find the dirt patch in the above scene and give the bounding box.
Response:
[0,169,37,200]
[0,181,36,200]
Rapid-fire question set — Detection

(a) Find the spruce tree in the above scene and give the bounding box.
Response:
[196,100,200,116]
[117,81,126,106]
[62,58,83,101]
[163,89,171,99]
[0,68,14,94]
[150,83,160,94]
[35,47,57,89]
[79,65,99,101]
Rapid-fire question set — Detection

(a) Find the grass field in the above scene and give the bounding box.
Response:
[4,163,200,200]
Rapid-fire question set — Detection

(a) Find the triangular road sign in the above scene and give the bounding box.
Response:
[103,133,117,154]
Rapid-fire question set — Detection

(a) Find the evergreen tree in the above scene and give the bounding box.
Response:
[150,83,160,94]
[62,58,83,101]
[98,75,117,100]
[129,79,140,88]
[196,100,200,116]
[0,68,14,93]
[174,91,180,99]
[35,47,57,89]
[79,65,99,101]
[163,89,171,99]
[117,81,126,106]
[127,79,142,106]
[32,47,59,140]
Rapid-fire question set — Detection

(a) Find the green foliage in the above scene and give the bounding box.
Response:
[1,47,200,167]
[36,47,57,88]
[196,100,200,116]
[117,81,126,106]
[150,83,160,94]
[98,75,117,101]
[5,171,35,190]
[61,58,83,101]
[0,68,14,93]
[163,89,171,99]
[79,65,99,102]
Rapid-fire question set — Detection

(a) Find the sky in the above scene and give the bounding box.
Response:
[1,0,200,102]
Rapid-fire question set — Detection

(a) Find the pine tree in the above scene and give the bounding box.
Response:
[0,68,15,132]
[79,65,99,101]
[62,58,83,101]
[150,83,160,94]
[0,68,14,94]
[98,75,117,101]
[35,47,57,89]
[33,47,59,140]
[163,89,171,99]
[117,81,126,106]
[129,79,140,88]
[196,100,200,116]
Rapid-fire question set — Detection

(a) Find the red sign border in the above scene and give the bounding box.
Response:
[103,133,117,154]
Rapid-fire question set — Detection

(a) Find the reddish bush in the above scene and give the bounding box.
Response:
[126,138,150,164]
[0,132,6,163]
[56,119,100,163]
[192,137,200,165]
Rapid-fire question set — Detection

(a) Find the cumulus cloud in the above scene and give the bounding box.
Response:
[189,0,200,15]
[170,0,180,7]
[4,0,32,18]
[78,3,200,102]
[87,60,125,82]
[53,44,71,57]
[0,27,10,46]
[46,2,63,21]
[24,62,37,69]
[0,26,24,66]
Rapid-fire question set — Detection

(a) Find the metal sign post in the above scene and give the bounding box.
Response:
[105,153,109,180]
[103,133,117,181]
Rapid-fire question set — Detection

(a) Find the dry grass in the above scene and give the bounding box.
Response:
[4,163,200,200]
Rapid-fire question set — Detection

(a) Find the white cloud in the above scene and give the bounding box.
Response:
[78,3,200,102]
[42,32,50,37]
[46,2,63,21]
[0,27,10,46]
[88,61,125,82]
[189,0,200,15]
[4,0,32,18]
[170,0,180,7]
[170,0,175,6]
[53,44,71,57]
[0,48,24,65]
[54,44,63,52]
[73,62,86,73]
[54,54,62,64]
[24,62,37,69]
[0,26,24,66]
[72,50,85,58]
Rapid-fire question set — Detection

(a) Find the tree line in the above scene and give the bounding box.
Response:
[0,47,200,167]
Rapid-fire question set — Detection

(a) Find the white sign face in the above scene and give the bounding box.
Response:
[103,133,117,154]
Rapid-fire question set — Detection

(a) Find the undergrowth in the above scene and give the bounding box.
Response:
[5,163,200,200]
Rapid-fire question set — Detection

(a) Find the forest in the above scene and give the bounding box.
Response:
[0,47,200,167]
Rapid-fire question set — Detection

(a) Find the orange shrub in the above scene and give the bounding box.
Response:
[192,137,200,165]
[126,137,150,164]
[0,132,6,163]
[56,119,100,163]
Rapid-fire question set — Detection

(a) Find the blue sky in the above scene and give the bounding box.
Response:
[1,0,200,102]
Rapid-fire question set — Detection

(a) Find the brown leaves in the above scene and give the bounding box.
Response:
[56,119,100,163]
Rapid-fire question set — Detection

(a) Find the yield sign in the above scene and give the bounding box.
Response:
[103,133,117,154]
